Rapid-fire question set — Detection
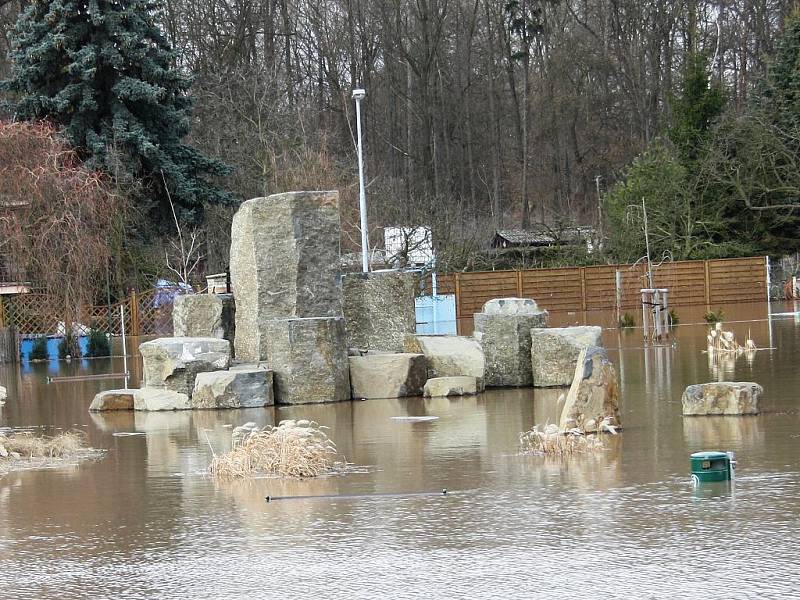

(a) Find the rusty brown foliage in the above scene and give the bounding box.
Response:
[0,120,123,314]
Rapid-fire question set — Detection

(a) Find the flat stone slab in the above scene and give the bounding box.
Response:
[139,337,231,396]
[342,272,417,352]
[474,299,547,387]
[404,334,486,390]
[133,388,191,411]
[89,389,135,411]
[531,326,603,387]
[682,382,762,415]
[560,346,621,432]
[173,294,235,348]
[230,191,343,361]
[191,369,274,409]
[349,353,426,399]
[264,317,351,404]
[0,385,6,402]
[424,376,478,397]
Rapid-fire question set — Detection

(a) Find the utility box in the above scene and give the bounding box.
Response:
[691,451,734,483]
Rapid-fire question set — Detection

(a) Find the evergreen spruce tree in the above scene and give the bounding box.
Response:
[1,0,231,223]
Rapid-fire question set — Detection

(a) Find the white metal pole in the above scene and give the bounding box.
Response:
[120,305,129,389]
[354,89,369,273]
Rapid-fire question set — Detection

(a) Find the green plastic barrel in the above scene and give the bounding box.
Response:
[691,451,733,483]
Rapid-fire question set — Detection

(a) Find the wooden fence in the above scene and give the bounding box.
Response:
[0,327,18,362]
[429,256,769,320]
[0,289,174,337]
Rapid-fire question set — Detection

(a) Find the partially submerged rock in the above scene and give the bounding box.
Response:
[682,382,762,415]
[423,376,478,397]
[404,334,486,390]
[191,369,274,409]
[531,326,603,387]
[173,294,235,350]
[89,389,135,411]
[230,191,343,361]
[133,388,191,411]
[349,353,426,399]
[0,385,6,404]
[264,317,351,404]
[474,297,547,387]
[559,347,621,433]
[139,337,231,396]
[342,272,417,352]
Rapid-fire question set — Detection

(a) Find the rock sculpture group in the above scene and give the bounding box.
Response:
[90,190,622,433]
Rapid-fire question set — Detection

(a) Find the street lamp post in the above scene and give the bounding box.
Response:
[353,88,369,273]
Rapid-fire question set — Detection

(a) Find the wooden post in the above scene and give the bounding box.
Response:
[454,273,462,335]
[580,267,587,311]
[704,260,711,306]
[0,296,5,329]
[129,290,140,337]
[641,290,649,341]
[516,270,523,297]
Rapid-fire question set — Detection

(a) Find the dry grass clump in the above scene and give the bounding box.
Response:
[209,420,340,479]
[0,430,86,460]
[707,322,757,354]
[519,423,606,456]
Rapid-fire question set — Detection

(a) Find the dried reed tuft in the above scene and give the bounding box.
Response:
[519,423,606,456]
[707,322,757,354]
[209,420,340,479]
[0,430,88,460]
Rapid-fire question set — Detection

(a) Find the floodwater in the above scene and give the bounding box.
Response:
[1,302,799,599]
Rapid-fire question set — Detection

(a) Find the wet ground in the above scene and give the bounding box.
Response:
[0,302,798,599]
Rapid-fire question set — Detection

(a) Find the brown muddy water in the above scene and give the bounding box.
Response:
[1,302,799,599]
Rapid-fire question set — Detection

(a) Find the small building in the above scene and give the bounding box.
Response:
[490,226,596,253]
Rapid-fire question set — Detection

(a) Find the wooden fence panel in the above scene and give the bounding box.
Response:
[520,267,582,312]
[651,261,708,306]
[457,271,519,316]
[0,327,18,362]
[707,257,767,304]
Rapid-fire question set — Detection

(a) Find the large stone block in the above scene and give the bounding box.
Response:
[264,317,350,404]
[173,294,235,350]
[89,389,135,411]
[230,191,343,361]
[133,388,191,411]
[559,347,621,432]
[191,369,274,409]
[349,353,426,399]
[531,326,603,387]
[682,382,762,415]
[404,334,486,390]
[474,298,548,387]
[342,272,417,352]
[423,376,478,397]
[139,337,231,396]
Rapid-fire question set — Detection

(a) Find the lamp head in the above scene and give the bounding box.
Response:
[352,88,366,100]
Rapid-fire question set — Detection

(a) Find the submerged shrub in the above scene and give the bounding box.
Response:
[29,336,48,361]
[703,308,725,323]
[86,324,111,358]
[618,312,636,329]
[57,330,81,359]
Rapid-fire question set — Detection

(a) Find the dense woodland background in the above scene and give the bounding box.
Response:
[0,0,798,298]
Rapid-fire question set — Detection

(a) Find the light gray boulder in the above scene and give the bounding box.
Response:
[133,388,191,411]
[349,353,426,399]
[230,191,343,361]
[423,376,478,397]
[474,297,548,387]
[531,326,603,387]
[404,334,486,391]
[0,385,6,402]
[191,369,274,409]
[342,272,417,352]
[139,337,231,396]
[264,317,350,404]
[682,382,762,415]
[89,389,135,411]
[559,347,621,432]
[173,294,235,350]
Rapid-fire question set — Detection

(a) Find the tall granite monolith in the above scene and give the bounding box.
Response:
[230,191,343,361]
[264,317,351,404]
[342,272,417,352]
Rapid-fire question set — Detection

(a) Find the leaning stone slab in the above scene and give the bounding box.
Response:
[230,191,343,361]
[559,346,621,432]
[133,388,191,411]
[264,317,350,404]
[89,389,135,411]
[191,369,274,409]
[342,272,417,352]
[139,337,231,396]
[404,334,486,391]
[424,376,478,397]
[474,297,548,387]
[173,294,235,349]
[682,382,762,415]
[531,326,603,387]
[349,353,426,399]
